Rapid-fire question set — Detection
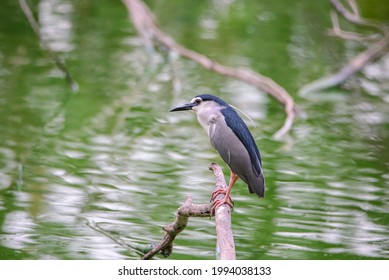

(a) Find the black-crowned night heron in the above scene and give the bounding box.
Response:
[170,94,265,213]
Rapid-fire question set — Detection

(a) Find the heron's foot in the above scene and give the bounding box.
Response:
[210,188,230,201]
[210,192,234,216]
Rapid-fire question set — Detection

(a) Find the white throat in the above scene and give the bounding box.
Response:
[193,101,224,137]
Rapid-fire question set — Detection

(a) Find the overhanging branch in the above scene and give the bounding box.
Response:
[122,0,296,139]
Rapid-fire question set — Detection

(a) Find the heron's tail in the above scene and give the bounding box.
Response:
[248,173,265,198]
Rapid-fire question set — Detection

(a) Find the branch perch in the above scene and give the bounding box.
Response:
[122,0,296,139]
[142,163,235,260]
[299,0,389,96]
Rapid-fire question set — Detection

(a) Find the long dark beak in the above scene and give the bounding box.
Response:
[169,102,195,112]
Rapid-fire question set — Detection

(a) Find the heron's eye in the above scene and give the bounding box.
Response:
[194,98,202,105]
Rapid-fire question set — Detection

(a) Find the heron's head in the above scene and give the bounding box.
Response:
[169,94,228,113]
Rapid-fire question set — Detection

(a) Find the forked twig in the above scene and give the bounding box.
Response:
[300,0,389,96]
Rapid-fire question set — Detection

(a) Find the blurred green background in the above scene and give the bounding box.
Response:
[0,0,388,259]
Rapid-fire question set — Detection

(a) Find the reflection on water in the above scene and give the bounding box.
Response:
[39,0,74,53]
[0,0,388,260]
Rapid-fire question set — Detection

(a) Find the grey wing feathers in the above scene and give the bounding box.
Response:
[222,107,265,197]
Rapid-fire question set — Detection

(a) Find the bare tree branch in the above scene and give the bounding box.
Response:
[122,0,296,139]
[142,196,210,260]
[142,163,235,260]
[327,11,378,42]
[210,163,236,260]
[330,0,384,32]
[300,0,389,96]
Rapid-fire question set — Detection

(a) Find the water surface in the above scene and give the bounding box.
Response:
[0,0,388,259]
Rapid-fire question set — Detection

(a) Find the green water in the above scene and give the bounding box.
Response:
[0,0,388,260]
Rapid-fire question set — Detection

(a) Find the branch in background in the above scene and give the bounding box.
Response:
[122,0,296,139]
[330,0,385,32]
[327,11,379,42]
[142,163,236,260]
[299,0,389,96]
[19,0,78,92]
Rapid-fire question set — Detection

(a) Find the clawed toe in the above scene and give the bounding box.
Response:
[210,195,234,216]
[210,188,226,202]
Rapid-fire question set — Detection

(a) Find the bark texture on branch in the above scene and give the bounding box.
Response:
[142,163,235,260]
[122,0,296,139]
[210,163,236,260]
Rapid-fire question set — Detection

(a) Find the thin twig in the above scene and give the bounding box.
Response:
[330,0,386,33]
[85,219,149,257]
[122,0,296,139]
[327,11,378,42]
[347,0,360,17]
[300,32,389,96]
